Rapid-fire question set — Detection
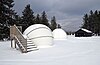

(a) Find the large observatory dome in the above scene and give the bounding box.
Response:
[52,29,67,39]
[23,24,53,48]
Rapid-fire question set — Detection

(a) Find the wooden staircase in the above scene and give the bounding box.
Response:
[10,25,38,53]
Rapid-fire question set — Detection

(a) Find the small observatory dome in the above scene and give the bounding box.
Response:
[23,24,53,48]
[52,28,67,39]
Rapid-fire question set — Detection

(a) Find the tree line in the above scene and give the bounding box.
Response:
[0,0,61,40]
[82,10,100,36]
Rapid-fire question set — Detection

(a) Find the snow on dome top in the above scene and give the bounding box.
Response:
[52,28,67,39]
[81,28,92,33]
[23,24,51,35]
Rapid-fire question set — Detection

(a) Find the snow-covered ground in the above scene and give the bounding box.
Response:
[0,35,100,65]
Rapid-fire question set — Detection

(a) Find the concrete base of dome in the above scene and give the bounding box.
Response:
[31,37,53,48]
[37,45,53,48]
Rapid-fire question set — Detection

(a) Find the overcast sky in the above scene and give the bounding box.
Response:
[14,0,100,31]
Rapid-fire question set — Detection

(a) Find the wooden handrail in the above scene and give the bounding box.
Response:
[14,36,27,53]
[10,25,27,53]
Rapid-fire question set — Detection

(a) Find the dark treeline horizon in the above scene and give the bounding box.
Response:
[0,0,60,40]
[82,10,100,36]
[0,0,100,40]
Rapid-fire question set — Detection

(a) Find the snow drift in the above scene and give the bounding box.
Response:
[0,36,100,65]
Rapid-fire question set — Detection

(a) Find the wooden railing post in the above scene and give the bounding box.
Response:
[10,26,14,48]
[11,39,13,48]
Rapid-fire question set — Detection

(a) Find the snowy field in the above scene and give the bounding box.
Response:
[0,35,100,65]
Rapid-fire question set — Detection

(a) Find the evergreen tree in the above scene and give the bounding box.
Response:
[82,10,100,35]
[41,11,50,27]
[35,14,41,24]
[20,4,35,32]
[57,24,62,28]
[82,14,89,29]
[50,16,57,31]
[95,10,100,35]
[90,10,93,15]
[15,15,21,25]
[0,0,16,40]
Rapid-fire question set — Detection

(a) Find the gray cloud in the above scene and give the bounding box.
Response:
[14,0,100,31]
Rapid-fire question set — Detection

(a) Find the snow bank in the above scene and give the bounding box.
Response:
[0,36,100,65]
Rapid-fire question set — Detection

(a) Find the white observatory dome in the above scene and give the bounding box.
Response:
[23,24,53,48]
[52,28,67,39]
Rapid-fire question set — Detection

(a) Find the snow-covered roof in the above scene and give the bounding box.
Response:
[81,28,92,33]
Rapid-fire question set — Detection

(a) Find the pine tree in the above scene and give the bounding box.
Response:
[94,10,99,35]
[35,14,41,24]
[98,11,100,35]
[15,15,21,25]
[0,0,16,40]
[50,16,57,31]
[88,11,94,32]
[57,24,62,28]
[41,11,50,27]
[20,4,35,32]
[82,14,89,29]
[82,10,100,35]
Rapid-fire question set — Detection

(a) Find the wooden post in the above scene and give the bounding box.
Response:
[11,39,13,48]
[10,26,13,48]
[15,40,17,48]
